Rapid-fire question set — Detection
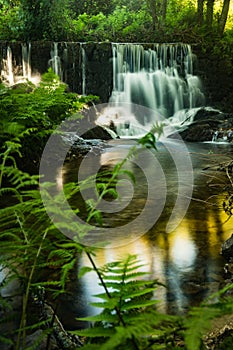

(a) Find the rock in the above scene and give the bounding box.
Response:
[193,107,224,121]
[204,314,233,349]
[169,122,215,141]
[168,109,233,142]
[221,234,233,261]
[82,125,113,140]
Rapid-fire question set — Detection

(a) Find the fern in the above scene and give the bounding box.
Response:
[183,305,222,350]
[2,101,233,350]
[73,254,177,349]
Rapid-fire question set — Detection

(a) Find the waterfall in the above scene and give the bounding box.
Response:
[0,41,206,133]
[22,43,31,80]
[0,43,42,85]
[80,43,87,95]
[49,42,62,79]
[98,43,205,136]
[1,46,14,85]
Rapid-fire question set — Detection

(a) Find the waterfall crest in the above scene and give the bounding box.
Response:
[97,43,206,136]
[111,43,205,117]
[0,41,206,136]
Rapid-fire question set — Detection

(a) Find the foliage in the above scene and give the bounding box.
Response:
[0,137,84,349]
[75,255,176,350]
[0,44,233,350]
[19,0,71,41]
[71,12,107,42]
[0,69,98,170]
[0,4,23,40]
[75,255,233,350]
[1,101,233,350]
[70,0,114,16]
[0,0,232,43]
[105,5,151,42]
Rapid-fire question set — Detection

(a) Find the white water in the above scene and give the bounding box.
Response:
[97,43,206,136]
[1,46,14,85]
[0,42,206,135]
[22,43,32,80]
[49,42,62,79]
[1,44,41,85]
[80,43,87,95]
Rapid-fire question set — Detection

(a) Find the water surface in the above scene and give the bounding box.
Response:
[58,139,233,327]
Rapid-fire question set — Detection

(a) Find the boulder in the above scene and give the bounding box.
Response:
[82,125,114,140]
[168,108,233,142]
[221,234,233,261]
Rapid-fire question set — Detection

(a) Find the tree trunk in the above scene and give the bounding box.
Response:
[147,0,168,30]
[162,0,168,20]
[197,0,204,24]
[147,0,158,30]
[218,0,230,36]
[206,0,215,28]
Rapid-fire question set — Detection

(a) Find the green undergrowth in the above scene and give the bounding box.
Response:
[1,73,233,349]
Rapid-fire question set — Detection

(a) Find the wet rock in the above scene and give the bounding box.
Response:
[82,125,114,140]
[204,314,233,349]
[175,122,214,142]
[221,234,233,261]
[168,108,233,142]
[193,107,225,121]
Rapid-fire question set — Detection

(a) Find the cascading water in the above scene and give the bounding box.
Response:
[0,43,40,85]
[80,43,87,95]
[0,41,206,136]
[97,43,205,136]
[49,42,62,80]
[22,43,31,80]
[1,46,14,85]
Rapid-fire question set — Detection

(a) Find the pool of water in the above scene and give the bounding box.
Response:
[56,139,233,328]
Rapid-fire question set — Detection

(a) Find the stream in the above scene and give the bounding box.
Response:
[55,138,233,330]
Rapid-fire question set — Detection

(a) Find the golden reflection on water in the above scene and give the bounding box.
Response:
[169,225,197,270]
[206,197,233,254]
[57,140,233,316]
[81,198,233,315]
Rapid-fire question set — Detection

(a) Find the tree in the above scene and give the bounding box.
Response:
[218,0,231,36]
[146,0,168,30]
[20,0,70,40]
[206,0,215,28]
[197,0,204,24]
[69,0,114,16]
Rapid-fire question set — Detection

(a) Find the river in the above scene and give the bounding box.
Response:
[55,138,233,330]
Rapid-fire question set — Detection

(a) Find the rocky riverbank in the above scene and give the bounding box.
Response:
[168,107,233,143]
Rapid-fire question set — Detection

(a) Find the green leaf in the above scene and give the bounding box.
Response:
[137,132,157,150]
[184,306,222,350]
[74,327,115,338]
[123,299,158,311]
[78,266,93,279]
[77,313,117,323]
[117,169,136,183]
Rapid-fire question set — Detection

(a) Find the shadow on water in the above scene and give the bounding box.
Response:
[57,139,233,328]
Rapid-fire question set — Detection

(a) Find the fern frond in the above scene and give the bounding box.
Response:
[60,258,77,288]
[78,313,117,324]
[103,271,149,282]
[0,187,21,199]
[122,299,158,311]
[90,300,118,310]
[0,335,14,347]
[78,266,93,279]
[121,287,157,300]
[117,169,136,183]
[184,306,222,350]
[74,326,115,338]
[78,254,165,349]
